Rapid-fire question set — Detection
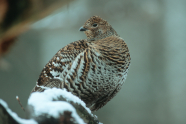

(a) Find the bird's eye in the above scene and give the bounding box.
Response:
[92,23,98,27]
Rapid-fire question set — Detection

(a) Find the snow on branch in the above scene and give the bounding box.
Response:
[0,88,101,124]
[0,99,37,124]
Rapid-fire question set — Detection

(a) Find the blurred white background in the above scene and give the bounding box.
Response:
[0,0,186,124]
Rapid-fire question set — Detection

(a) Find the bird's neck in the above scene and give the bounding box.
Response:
[88,28,119,41]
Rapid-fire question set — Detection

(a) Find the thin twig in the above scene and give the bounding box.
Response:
[16,96,25,112]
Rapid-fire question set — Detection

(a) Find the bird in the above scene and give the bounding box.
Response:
[31,16,131,111]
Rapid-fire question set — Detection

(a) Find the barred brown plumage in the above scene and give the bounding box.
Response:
[31,16,131,111]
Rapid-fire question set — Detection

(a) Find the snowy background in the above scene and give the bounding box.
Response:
[0,0,186,124]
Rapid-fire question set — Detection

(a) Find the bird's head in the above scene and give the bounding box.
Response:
[79,16,118,41]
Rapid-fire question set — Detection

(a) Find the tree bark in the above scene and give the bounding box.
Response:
[0,0,74,56]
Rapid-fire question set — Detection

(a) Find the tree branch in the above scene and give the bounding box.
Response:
[0,88,101,124]
[0,0,74,56]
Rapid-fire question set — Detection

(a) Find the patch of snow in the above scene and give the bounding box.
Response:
[28,88,93,124]
[36,85,50,90]
[0,99,37,124]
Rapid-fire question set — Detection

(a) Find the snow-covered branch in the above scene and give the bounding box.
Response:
[0,88,101,124]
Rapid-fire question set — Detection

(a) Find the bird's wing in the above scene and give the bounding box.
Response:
[90,83,123,111]
[31,39,89,93]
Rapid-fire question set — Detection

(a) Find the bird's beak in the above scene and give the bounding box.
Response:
[79,27,88,31]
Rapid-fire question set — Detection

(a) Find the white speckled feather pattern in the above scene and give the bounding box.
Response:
[31,16,131,111]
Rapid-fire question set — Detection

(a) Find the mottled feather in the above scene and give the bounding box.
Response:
[31,16,131,111]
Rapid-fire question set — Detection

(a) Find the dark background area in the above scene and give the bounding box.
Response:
[0,0,186,124]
